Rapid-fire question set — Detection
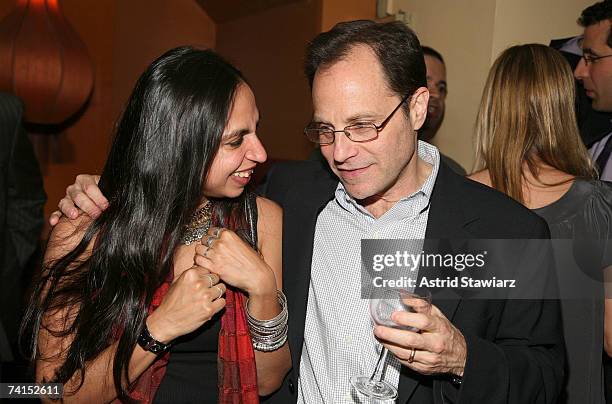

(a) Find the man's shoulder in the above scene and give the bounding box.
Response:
[436,171,549,237]
[260,161,338,210]
[267,160,335,182]
[264,160,337,200]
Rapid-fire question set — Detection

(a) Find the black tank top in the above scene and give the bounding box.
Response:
[153,311,223,404]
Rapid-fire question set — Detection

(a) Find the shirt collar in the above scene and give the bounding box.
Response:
[334,140,441,217]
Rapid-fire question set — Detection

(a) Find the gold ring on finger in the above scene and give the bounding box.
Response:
[213,228,223,238]
[408,348,416,363]
[206,237,215,248]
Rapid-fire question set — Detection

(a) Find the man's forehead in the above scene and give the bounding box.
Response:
[583,20,612,49]
[424,54,444,66]
[312,52,391,99]
[424,56,446,76]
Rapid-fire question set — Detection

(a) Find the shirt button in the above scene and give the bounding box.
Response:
[344,393,352,401]
[345,336,353,344]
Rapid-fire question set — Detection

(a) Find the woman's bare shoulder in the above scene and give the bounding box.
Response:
[255,196,282,221]
[254,196,282,252]
[467,169,492,186]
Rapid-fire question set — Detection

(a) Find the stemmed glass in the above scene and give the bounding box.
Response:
[350,287,432,400]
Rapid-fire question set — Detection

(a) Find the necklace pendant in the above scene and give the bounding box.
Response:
[181,202,212,245]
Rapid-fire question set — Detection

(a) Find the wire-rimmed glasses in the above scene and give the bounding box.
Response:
[304,94,410,145]
[581,52,612,66]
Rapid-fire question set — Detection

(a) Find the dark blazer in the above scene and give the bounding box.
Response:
[0,92,46,361]
[263,160,564,404]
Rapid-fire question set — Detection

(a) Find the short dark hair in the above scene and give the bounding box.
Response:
[578,1,612,47]
[304,20,426,108]
[422,46,445,65]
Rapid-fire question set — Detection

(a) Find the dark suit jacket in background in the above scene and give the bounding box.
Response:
[0,92,46,362]
[263,160,564,404]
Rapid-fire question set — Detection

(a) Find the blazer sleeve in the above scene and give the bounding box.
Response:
[5,116,46,269]
[435,220,564,404]
[0,94,46,356]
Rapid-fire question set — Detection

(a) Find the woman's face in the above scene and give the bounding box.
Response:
[203,83,267,198]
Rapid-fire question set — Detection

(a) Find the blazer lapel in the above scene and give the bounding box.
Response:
[397,162,479,402]
[283,169,337,372]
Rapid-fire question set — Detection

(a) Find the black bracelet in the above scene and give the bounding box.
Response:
[449,375,463,387]
[137,323,172,355]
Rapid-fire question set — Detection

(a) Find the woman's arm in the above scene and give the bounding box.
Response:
[193,196,291,396]
[37,218,227,402]
[249,197,291,395]
[604,266,612,356]
[36,218,159,403]
[37,313,160,403]
[605,299,612,356]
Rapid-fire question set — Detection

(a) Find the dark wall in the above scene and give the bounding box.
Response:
[216,0,322,161]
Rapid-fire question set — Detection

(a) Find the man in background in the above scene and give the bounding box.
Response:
[418,46,466,175]
[0,92,46,380]
[573,4,612,401]
[574,0,612,180]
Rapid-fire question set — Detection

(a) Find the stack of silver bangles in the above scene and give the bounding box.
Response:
[246,290,288,352]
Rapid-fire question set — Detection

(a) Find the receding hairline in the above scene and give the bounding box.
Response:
[311,43,376,72]
[311,43,398,98]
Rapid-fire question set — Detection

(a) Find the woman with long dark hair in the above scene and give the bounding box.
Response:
[23,46,290,403]
[470,43,612,403]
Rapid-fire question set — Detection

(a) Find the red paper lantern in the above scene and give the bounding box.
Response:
[0,0,94,125]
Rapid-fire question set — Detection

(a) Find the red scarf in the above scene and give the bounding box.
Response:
[125,265,259,403]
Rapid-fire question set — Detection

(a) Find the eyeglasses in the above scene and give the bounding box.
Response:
[581,53,612,65]
[304,94,410,145]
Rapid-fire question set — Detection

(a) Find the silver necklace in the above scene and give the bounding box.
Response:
[181,201,212,245]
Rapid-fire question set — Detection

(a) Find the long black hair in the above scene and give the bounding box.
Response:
[21,46,252,401]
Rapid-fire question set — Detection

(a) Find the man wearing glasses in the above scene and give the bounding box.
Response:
[263,21,563,404]
[418,46,466,176]
[54,21,564,404]
[575,1,612,180]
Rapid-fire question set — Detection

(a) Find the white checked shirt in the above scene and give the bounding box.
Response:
[297,141,441,404]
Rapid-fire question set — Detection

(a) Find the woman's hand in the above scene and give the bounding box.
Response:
[194,227,277,298]
[146,265,226,343]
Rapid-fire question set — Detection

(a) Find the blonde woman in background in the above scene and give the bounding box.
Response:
[470,43,612,404]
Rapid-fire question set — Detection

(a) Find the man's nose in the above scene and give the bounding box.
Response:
[428,85,439,99]
[575,57,589,81]
[332,131,357,163]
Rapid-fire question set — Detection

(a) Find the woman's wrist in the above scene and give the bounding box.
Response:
[145,313,175,344]
[246,291,282,321]
[247,265,278,299]
[247,290,288,352]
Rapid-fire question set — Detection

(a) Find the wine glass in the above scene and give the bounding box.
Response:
[350,287,432,400]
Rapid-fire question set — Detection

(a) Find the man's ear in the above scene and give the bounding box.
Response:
[409,87,429,131]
